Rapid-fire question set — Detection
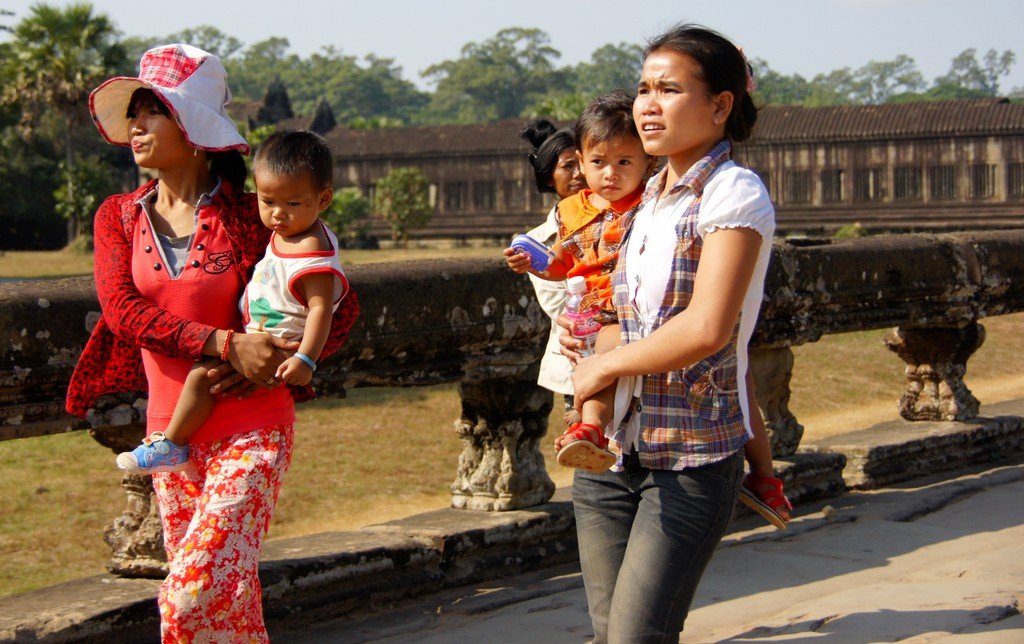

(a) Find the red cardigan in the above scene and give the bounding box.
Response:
[65,179,359,418]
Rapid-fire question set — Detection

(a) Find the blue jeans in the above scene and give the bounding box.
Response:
[572,449,742,643]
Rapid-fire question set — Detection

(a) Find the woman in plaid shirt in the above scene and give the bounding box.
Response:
[562,25,779,641]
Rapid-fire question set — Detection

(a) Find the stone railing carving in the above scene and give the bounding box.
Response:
[753,230,1024,441]
[2,230,1023,575]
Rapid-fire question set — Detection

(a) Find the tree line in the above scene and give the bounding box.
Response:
[0,3,1019,250]
[122,24,1022,123]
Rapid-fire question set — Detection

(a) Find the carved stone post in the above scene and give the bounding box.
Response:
[883,323,985,421]
[87,396,167,577]
[452,356,555,511]
[749,346,804,456]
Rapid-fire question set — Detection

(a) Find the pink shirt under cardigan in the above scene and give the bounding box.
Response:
[133,190,294,443]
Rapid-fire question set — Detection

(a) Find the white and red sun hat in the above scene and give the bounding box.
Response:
[89,43,250,155]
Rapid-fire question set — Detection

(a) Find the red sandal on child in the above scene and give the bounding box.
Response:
[556,422,616,473]
[739,473,793,530]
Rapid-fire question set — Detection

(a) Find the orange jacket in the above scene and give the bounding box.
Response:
[554,186,644,313]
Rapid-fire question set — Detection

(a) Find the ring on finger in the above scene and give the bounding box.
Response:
[264,377,275,385]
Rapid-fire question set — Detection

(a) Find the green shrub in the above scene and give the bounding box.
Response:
[65,234,93,253]
[834,222,866,239]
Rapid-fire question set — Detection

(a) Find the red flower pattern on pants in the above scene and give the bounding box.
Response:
[153,425,293,643]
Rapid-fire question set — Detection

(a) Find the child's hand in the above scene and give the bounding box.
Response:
[503,247,532,274]
[555,313,584,366]
[276,356,313,386]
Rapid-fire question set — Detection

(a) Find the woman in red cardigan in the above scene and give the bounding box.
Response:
[67,43,357,642]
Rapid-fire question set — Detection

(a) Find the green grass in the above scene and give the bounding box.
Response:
[0,430,126,595]
[0,245,506,280]
[790,313,1024,437]
[0,250,96,279]
[0,385,573,597]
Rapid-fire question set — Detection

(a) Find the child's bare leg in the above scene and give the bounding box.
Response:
[563,395,582,428]
[163,358,220,445]
[578,323,620,431]
[742,370,791,523]
[744,416,775,478]
[557,323,618,468]
[114,361,216,474]
[554,324,621,472]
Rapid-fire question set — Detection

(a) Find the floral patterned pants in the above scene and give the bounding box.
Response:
[152,424,294,643]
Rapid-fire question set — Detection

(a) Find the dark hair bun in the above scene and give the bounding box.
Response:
[520,119,559,152]
[521,120,577,195]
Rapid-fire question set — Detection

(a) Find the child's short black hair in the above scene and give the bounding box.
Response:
[253,130,333,190]
[574,89,641,152]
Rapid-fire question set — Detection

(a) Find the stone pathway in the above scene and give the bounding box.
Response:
[295,461,1024,643]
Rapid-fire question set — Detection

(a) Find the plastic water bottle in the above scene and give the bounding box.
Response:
[565,276,601,358]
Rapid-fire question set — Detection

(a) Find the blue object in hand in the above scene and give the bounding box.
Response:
[511,234,555,271]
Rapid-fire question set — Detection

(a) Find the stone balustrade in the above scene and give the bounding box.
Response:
[2,230,1023,576]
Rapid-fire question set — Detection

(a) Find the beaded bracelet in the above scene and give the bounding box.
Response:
[220,329,235,362]
[293,351,317,372]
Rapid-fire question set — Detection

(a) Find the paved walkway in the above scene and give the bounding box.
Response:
[295,461,1024,642]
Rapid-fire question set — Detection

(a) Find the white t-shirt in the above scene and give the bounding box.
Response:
[621,161,774,438]
[526,206,574,396]
[242,221,349,342]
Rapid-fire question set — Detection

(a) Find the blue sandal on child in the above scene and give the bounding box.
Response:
[116,432,190,474]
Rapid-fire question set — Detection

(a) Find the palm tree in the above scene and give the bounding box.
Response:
[1,2,124,242]
[1,9,14,34]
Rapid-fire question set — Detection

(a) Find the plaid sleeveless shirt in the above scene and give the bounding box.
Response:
[610,139,749,470]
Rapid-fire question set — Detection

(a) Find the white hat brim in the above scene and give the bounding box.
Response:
[89,76,250,155]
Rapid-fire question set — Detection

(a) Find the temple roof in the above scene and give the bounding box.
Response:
[750,98,1024,143]
[257,98,1024,159]
[323,119,534,160]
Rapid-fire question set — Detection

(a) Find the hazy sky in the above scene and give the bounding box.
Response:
[3,0,1023,92]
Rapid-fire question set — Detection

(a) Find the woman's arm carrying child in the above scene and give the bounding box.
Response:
[117,130,349,474]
